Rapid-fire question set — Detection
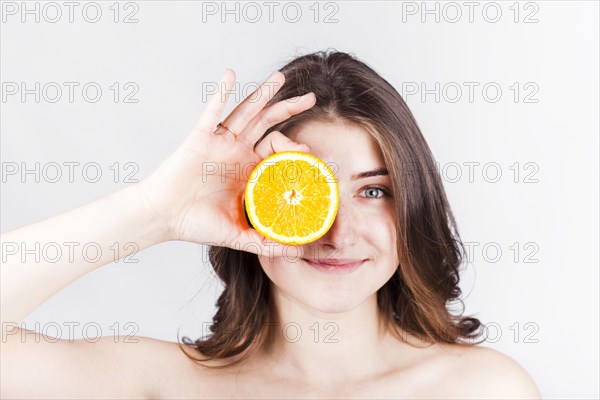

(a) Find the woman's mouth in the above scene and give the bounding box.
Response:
[302,258,367,274]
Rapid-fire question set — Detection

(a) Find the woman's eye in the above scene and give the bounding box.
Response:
[361,187,390,199]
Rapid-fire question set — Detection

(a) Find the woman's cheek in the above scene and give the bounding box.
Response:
[362,211,398,267]
[258,254,301,283]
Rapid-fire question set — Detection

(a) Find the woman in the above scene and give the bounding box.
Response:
[1,50,541,398]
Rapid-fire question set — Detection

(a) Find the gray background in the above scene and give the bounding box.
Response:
[1,1,598,398]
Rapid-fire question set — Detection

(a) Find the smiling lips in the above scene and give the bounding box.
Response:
[302,258,367,273]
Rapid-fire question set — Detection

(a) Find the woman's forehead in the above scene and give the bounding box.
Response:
[287,120,386,178]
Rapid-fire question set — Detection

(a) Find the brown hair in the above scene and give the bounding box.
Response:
[178,49,483,368]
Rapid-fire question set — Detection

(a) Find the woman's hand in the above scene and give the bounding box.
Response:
[135,68,316,256]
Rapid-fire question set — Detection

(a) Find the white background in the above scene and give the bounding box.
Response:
[1,1,598,398]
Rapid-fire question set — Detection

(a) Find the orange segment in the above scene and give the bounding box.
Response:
[244,151,339,245]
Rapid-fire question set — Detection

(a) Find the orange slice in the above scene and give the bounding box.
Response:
[244,151,339,245]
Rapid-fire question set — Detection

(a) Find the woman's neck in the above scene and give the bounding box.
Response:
[252,290,404,388]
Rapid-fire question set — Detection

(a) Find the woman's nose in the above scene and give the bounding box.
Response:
[314,199,358,252]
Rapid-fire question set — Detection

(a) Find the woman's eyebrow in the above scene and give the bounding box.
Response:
[351,167,389,180]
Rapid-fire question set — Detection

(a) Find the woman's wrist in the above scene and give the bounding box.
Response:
[114,184,174,247]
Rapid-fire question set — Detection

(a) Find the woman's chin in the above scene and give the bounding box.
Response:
[302,292,366,315]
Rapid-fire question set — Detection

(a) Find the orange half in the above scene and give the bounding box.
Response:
[244,151,339,245]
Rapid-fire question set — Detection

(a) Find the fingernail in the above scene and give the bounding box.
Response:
[221,68,232,81]
[288,92,315,103]
[304,92,315,100]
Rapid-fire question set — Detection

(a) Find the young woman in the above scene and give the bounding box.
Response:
[1,50,541,399]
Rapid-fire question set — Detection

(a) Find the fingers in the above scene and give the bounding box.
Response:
[221,70,286,138]
[254,131,310,159]
[240,93,316,146]
[191,68,316,153]
[193,68,236,135]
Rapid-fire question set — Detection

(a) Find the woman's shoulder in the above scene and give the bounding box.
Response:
[431,343,542,398]
[129,337,239,399]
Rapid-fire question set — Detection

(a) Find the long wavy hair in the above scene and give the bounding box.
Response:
[178,49,483,368]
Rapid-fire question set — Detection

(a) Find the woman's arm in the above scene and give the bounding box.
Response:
[0,68,316,398]
[0,184,166,325]
[1,69,315,327]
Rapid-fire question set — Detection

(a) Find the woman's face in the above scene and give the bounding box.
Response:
[257,119,399,314]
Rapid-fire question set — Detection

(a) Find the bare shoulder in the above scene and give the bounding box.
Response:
[0,326,210,399]
[142,338,246,399]
[136,337,221,398]
[437,344,542,399]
